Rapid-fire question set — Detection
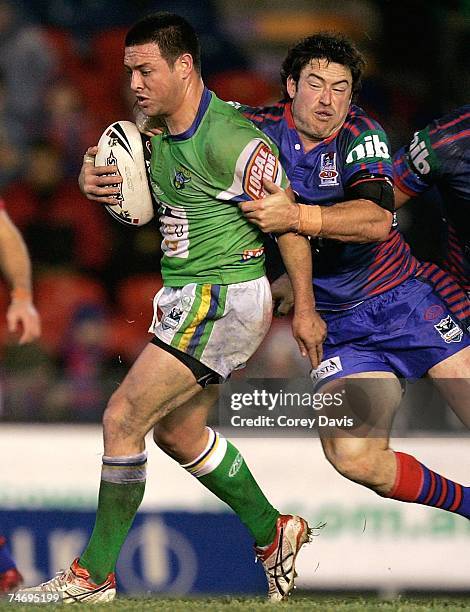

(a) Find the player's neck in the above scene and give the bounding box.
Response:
[165,78,205,136]
[299,134,322,153]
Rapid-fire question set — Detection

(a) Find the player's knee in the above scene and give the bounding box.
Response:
[153,424,181,456]
[102,391,140,440]
[323,441,377,484]
[153,423,207,462]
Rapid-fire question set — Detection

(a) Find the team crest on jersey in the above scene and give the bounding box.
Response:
[244,142,278,199]
[173,166,191,190]
[319,152,339,186]
[434,315,463,343]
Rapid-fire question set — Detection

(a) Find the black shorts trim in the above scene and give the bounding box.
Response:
[150,336,223,387]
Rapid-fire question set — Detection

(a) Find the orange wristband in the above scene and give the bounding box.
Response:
[298,204,322,236]
[11,287,32,302]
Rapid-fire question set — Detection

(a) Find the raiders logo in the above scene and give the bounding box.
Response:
[173,167,191,190]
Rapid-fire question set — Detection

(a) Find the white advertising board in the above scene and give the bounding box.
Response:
[1,425,469,590]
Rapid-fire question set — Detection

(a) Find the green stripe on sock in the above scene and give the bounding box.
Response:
[198,440,279,546]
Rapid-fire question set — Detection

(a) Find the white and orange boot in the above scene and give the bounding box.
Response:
[17,558,116,604]
[255,514,313,602]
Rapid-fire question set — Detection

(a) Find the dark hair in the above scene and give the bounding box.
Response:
[125,12,201,74]
[280,32,366,100]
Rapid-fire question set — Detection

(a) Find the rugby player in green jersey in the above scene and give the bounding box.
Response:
[20,13,326,604]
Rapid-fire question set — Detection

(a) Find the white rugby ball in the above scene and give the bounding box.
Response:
[95,121,154,227]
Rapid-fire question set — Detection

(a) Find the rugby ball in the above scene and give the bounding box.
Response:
[95,121,154,227]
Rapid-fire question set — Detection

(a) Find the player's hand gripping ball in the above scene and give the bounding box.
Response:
[95,121,154,226]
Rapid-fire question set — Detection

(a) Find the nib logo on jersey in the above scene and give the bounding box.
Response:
[408,129,438,175]
[345,130,390,165]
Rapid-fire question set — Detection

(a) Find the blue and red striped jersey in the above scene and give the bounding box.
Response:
[240,101,419,310]
[393,105,470,292]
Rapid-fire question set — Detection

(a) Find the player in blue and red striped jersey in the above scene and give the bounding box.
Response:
[0,536,22,593]
[238,33,470,523]
[393,105,470,301]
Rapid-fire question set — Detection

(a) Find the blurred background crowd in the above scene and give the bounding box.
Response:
[0,0,468,423]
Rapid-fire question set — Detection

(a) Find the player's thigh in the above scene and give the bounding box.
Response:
[153,385,220,460]
[108,341,204,432]
[427,345,470,424]
[320,372,402,461]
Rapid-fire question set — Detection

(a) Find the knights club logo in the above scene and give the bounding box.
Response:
[434,315,463,343]
[319,152,339,187]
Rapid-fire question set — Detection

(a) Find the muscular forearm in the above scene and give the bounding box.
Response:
[276,232,314,313]
[298,198,393,243]
[0,212,32,295]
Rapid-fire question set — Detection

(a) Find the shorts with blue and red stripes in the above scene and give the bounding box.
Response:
[311,275,470,389]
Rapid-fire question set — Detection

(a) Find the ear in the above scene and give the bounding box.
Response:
[286,76,297,100]
[177,52,193,78]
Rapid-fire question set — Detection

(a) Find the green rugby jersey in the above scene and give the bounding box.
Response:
[148,88,288,286]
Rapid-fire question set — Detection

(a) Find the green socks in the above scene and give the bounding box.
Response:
[79,451,147,583]
[79,430,279,585]
[182,429,279,546]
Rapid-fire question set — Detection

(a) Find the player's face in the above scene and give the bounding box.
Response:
[124,43,183,118]
[288,59,353,146]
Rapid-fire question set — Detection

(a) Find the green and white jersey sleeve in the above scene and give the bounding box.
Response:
[148,89,288,286]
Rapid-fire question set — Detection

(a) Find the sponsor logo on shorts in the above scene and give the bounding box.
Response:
[319,152,339,186]
[228,453,243,477]
[161,306,184,331]
[244,143,278,199]
[310,356,343,383]
[424,304,445,321]
[241,246,264,261]
[434,315,463,343]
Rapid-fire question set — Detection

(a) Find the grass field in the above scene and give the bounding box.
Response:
[1,595,470,611]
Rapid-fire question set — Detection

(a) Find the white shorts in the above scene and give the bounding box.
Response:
[149,276,272,379]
